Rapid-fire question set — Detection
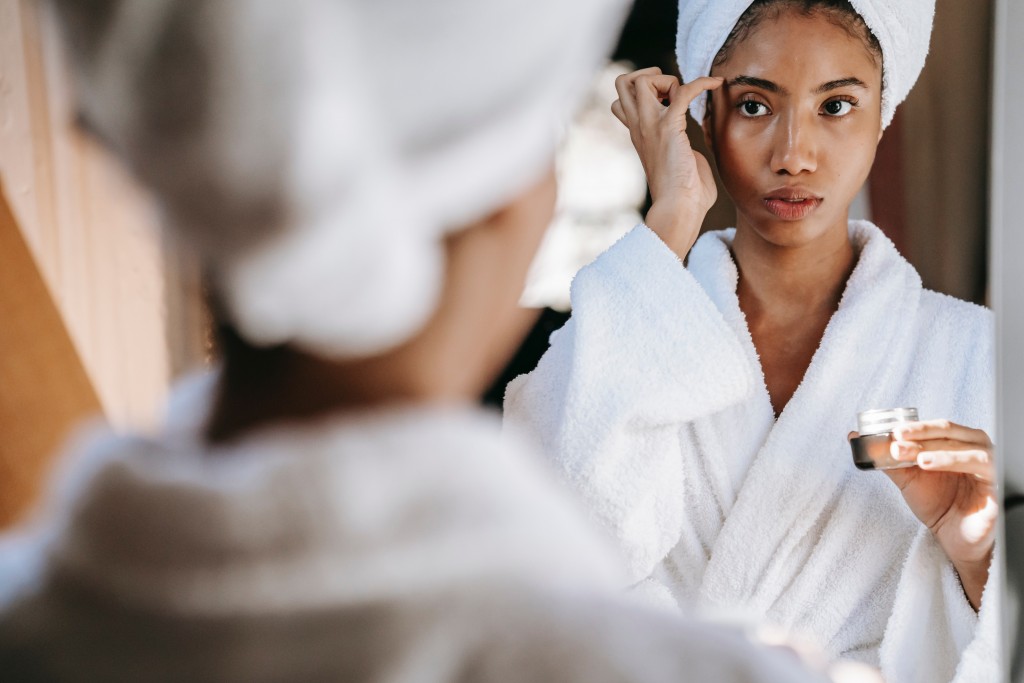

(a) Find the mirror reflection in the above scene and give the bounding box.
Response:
[501,1,1000,680]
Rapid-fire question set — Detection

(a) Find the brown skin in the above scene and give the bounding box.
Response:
[707,12,881,417]
[205,167,557,442]
[859,420,998,611]
[612,9,995,610]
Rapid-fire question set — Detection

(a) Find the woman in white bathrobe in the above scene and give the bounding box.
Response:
[505,1,999,681]
[0,0,859,682]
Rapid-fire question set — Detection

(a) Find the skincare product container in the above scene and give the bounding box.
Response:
[850,407,919,471]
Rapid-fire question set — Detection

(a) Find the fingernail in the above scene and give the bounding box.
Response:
[919,454,934,467]
[903,422,924,433]
[889,441,916,460]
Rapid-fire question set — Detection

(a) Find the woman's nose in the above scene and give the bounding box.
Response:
[770,111,818,176]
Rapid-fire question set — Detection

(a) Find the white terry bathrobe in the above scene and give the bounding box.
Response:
[505,221,1000,683]
[0,377,832,683]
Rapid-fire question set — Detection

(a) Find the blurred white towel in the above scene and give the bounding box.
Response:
[0,387,839,683]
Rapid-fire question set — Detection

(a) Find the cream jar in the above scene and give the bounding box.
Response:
[850,407,919,471]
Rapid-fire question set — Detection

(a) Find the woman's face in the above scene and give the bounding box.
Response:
[705,10,883,248]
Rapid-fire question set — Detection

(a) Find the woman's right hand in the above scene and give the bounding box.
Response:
[611,68,723,259]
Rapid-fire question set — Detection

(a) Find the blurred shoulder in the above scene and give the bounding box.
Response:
[454,585,827,683]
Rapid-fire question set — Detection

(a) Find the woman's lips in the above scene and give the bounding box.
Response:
[763,195,823,221]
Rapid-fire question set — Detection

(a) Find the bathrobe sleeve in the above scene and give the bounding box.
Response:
[878,297,1001,683]
[504,225,754,595]
[878,530,1001,683]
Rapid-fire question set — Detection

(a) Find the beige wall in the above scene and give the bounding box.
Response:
[0,0,208,525]
[0,0,174,430]
[0,185,101,526]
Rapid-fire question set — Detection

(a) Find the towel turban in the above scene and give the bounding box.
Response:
[51,0,628,358]
[677,0,935,128]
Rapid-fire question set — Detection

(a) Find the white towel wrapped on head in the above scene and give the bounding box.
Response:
[50,0,628,359]
[677,0,935,128]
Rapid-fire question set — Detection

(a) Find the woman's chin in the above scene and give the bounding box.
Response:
[739,213,848,249]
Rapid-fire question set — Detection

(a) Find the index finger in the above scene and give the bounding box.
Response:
[669,76,725,113]
[635,74,686,126]
[893,419,992,446]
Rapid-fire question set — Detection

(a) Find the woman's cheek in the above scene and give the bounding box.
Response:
[716,144,759,206]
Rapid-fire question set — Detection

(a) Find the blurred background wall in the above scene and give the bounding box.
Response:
[2,0,166,429]
[0,0,205,526]
[887,0,992,304]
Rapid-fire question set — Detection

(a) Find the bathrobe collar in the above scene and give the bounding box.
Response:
[685,221,924,613]
[687,220,923,430]
[17,382,623,618]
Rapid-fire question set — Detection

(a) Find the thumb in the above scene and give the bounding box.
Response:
[668,76,723,126]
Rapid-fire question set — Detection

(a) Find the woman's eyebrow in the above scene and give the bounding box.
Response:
[725,75,869,95]
[726,75,783,93]
[814,77,868,94]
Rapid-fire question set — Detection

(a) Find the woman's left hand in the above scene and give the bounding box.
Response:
[882,419,997,610]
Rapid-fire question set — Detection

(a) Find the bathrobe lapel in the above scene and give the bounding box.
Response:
[508,219,997,678]
[687,223,923,617]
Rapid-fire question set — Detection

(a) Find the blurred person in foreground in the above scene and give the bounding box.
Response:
[0,0,875,681]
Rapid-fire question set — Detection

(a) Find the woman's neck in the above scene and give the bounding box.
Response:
[732,219,856,320]
[204,334,468,445]
[730,216,858,417]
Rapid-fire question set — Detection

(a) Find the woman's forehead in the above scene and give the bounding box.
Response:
[712,10,882,89]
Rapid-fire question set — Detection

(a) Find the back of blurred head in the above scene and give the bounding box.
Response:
[52,0,627,428]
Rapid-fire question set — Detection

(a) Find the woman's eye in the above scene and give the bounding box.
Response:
[823,99,854,116]
[739,101,769,117]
